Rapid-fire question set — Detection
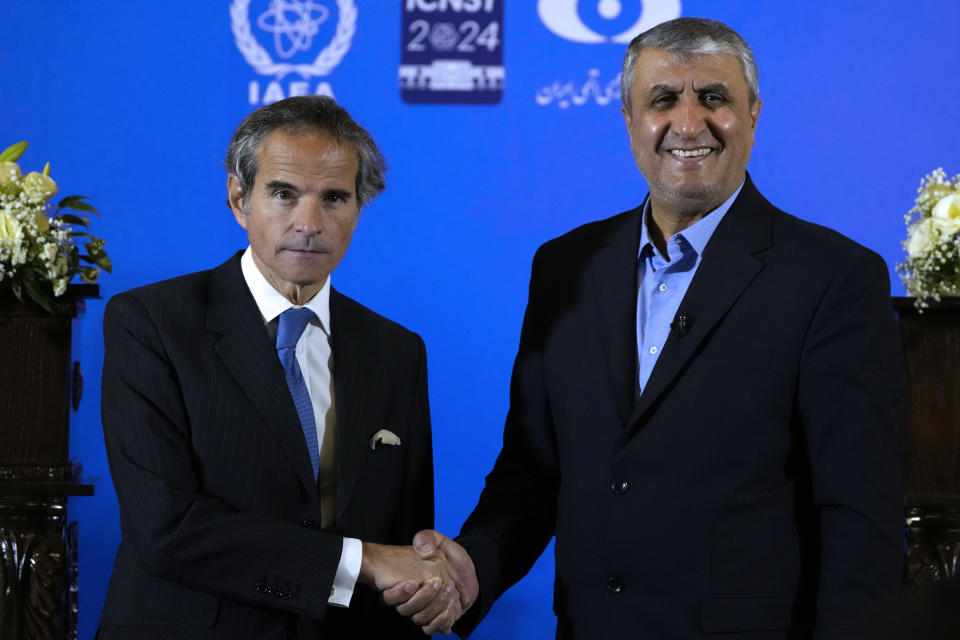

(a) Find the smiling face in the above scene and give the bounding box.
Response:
[228,127,360,305]
[623,47,761,222]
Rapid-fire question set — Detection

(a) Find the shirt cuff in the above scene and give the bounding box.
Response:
[328,536,361,607]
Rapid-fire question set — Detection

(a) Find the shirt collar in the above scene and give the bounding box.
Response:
[240,246,332,335]
[638,179,745,260]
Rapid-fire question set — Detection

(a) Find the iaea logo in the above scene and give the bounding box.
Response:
[538,0,681,44]
[230,0,357,105]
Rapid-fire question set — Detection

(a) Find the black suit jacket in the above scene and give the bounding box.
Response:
[457,176,904,639]
[98,253,433,639]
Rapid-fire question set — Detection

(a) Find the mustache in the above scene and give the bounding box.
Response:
[659,134,721,152]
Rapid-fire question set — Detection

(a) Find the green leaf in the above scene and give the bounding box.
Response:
[22,275,54,314]
[82,248,112,272]
[57,195,99,215]
[55,213,89,226]
[10,280,23,301]
[0,141,28,163]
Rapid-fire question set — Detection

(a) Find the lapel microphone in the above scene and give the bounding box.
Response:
[670,314,694,337]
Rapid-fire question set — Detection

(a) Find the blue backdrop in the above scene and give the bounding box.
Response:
[2,2,958,638]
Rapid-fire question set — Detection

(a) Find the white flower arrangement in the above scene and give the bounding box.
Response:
[897,168,960,311]
[0,141,110,312]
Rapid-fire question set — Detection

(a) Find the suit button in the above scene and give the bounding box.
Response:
[612,480,630,495]
[607,577,624,593]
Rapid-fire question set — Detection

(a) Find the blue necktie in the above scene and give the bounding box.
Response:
[276,308,320,480]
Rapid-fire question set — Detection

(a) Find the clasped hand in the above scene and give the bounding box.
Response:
[360,530,478,635]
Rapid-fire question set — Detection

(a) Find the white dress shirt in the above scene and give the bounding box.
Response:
[240,247,361,607]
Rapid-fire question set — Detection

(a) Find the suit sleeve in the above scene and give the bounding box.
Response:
[102,292,342,620]
[797,250,904,639]
[455,247,561,634]
[392,333,435,541]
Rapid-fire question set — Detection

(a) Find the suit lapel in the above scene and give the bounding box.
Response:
[205,253,321,504]
[329,289,378,523]
[624,177,773,437]
[588,207,645,427]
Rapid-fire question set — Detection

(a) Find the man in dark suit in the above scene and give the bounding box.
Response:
[388,17,904,639]
[98,97,462,639]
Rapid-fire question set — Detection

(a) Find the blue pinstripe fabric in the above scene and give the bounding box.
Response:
[276,308,320,480]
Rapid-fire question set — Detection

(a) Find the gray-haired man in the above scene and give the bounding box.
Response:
[98,96,462,639]
[389,17,903,639]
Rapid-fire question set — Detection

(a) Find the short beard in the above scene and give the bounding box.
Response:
[650,180,727,219]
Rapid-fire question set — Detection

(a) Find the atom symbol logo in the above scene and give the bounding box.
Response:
[257,0,331,60]
[231,0,355,79]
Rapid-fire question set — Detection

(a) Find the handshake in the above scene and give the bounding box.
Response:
[360,530,479,636]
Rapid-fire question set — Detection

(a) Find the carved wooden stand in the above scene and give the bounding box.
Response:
[0,286,96,640]
[894,297,960,589]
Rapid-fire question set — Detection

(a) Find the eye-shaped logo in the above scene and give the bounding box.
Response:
[537,0,681,44]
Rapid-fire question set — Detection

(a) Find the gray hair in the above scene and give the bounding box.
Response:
[620,17,759,114]
[225,96,386,209]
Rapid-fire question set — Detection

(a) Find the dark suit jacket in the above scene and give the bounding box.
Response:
[456,176,904,639]
[98,253,433,639]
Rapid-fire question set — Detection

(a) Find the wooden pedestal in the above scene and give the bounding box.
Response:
[0,285,96,640]
[894,297,960,588]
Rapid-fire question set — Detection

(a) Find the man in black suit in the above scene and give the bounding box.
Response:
[98,97,462,639]
[389,17,904,639]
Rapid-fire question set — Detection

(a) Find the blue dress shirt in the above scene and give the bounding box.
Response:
[636,182,744,394]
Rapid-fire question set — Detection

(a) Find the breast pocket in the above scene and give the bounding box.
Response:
[685,347,771,374]
[365,442,404,472]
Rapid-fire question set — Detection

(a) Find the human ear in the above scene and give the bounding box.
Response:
[749,98,762,129]
[227,174,248,229]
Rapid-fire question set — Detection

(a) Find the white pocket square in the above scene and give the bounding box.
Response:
[369,429,402,449]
